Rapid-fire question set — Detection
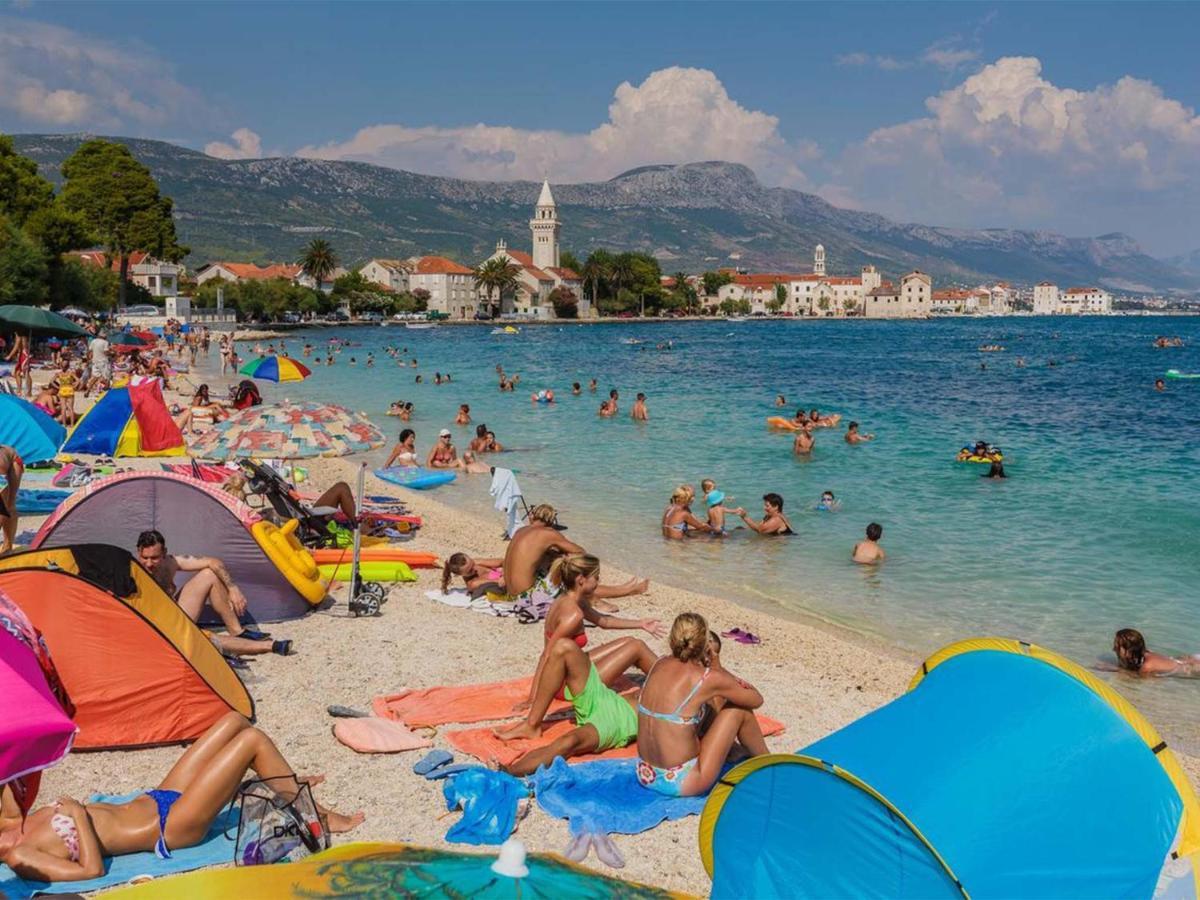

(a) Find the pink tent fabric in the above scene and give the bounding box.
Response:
[0,612,76,790]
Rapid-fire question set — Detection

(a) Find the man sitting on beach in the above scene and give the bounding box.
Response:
[734,493,794,535]
[852,522,886,564]
[502,504,648,616]
[135,530,290,655]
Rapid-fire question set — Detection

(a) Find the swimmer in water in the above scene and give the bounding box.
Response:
[455,404,471,425]
[572,382,582,395]
[469,425,488,453]
[845,421,874,444]
[982,461,1007,479]
[589,378,598,393]
[775,394,787,407]
[1113,629,1200,676]
[852,522,885,564]
[816,490,839,511]
[1155,378,1165,392]
[793,422,814,454]
[733,493,794,536]
[631,392,648,421]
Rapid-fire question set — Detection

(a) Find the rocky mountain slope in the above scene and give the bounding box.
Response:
[13,134,1196,293]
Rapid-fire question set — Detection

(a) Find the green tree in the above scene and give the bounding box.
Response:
[472,257,520,316]
[701,270,733,298]
[549,286,579,319]
[299,238,338,290]
[817,295,831,314]
[59,139,185,308]
[580,250,613,309]
[607,252,638,305]
[558,250,582,274]
[0,216,48,306]
[843,298,859,317]
[0,135,54,227]
[768,283,786,315]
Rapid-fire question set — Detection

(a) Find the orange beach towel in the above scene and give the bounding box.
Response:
[372,675,637,728]
[446,714,786,766]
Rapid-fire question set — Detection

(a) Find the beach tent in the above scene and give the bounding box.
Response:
[33,471,321,622]
[61,381,184,457]
[0,395,66,464]
[700,638,1200,899]
[0,545,253,750]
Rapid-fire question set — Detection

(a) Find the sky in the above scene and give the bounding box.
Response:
[1,1,1199,255]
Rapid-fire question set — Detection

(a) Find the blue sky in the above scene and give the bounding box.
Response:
[2,2,1199,254]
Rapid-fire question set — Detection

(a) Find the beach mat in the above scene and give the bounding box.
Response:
[531,757,709,836]
[447,714,785,766]
[372,675,637,728]
[0,790,236,897]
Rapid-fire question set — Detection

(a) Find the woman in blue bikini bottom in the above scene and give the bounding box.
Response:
[635,614,770,797]
[0,713,364,883]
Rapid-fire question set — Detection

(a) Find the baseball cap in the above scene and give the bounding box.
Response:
[439,428,452,437]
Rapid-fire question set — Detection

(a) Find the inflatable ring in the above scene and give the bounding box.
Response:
[957,452,1003,464]
[251,519,325,605]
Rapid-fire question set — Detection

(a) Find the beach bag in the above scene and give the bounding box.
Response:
[228,776,328,866]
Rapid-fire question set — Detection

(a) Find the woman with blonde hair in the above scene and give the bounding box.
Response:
[662,485,711,539]
[494,553,662,770]
[635,612,768,796]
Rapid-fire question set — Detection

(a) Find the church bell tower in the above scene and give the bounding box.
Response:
[530,180,560,270]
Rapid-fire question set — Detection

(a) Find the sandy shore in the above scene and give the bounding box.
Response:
[22,351,1200,895]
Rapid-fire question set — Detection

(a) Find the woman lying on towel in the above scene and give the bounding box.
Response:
[493,554,663,776]
[0,713,363,882]
[634,612,768,797]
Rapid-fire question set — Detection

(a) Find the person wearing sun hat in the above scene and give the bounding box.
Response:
[700,478,731,536]
[427,428,458,469]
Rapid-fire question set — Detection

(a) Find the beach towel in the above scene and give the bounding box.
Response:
[489,467,522,538]
[372,675,636,729]
[333,717,433,754]
[0,790,236,898]
[424,590,513,616]
[447,713,786,766]
[443,768,528,846]
[530,757,709,836]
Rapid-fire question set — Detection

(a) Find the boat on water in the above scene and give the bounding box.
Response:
[492,326,520,335]
[728,316,749,323]
[405,323,436,330]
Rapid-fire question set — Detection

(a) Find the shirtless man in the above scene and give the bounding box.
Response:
[734,493,794,535]
[0,445,24,553]
[631,392,649,421]
[456,450,491,474]
[469,424,489,453]
[135,530,282,652]
[502,504,648,613]
[792,422,815,454]
[427,429,458,468]
[599,389,619,417]
[852,522,886,564]
[845,421,874,444]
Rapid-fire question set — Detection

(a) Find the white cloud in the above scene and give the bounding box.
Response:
[205,128,263,160]
[920,46,979,70]
[0,15,208,129]
[827,57,1200,246]
[296,67,819,187]
[838,40,978,73]
[836,52,909,71]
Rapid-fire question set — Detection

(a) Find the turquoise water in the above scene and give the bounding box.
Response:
[269,317,1200,746]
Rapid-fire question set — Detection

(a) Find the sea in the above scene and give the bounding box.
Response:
[262,315,1200,749]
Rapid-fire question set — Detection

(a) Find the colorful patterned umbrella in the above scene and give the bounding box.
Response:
[239,355,312,383]
[188,401,384,460]
[106,840,685,899]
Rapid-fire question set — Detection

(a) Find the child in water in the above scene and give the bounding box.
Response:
[1113,629,1200,676]
[701,479,731,535]
[816,490,840,511]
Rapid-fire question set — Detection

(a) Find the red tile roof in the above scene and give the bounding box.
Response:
[503,249,536,266]
[203,261,302,280]
[78,250,151,271]
[1064,286,1099,295]
[414,256,474,275]
[732,273,805,286]
[548,266,581,281]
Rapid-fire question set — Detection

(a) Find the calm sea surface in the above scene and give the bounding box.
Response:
[269,316,1200,747]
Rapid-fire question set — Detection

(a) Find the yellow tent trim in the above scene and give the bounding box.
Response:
[910,637,1200,858]
[698,753,968,896]
[115,417,185,458]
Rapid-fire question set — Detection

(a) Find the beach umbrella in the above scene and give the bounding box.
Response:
[107,330,149,347]
[0,305,88,339]
[58,307,90,319]
[188,401,385,460]
[239,355,312,383]
[0,395,67,464]
[0,598,76,804]
[106,840,682,899]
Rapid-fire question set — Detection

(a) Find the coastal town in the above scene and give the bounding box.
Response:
[74,179,1120,324]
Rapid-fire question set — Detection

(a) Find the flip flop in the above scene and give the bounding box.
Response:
[423,762,477,781]
[239,628,272,642]
[564,832,592,861]
[412,749,453,776]
[271,639,293,656]
[721,628,762,645]
[327,705,370,718]
[592,833,626,869]
[222,654,250,670]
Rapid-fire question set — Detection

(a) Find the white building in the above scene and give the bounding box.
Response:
[78,250,182,298]
[862,271,932,318]
[408,256,478,319]
[483,181,586,319]
[1033,282,1059,315]
[1061,286,1113,314]
[360,259,411,293]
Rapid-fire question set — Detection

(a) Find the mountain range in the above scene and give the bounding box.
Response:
[12,133,1198,294]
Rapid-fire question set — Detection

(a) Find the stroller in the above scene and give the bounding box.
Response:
[237,459,342,548]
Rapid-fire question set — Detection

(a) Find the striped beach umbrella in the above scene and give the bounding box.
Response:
[239,355,312,383]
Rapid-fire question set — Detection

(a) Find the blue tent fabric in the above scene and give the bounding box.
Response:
[0,790,236,897]
[707,646,1189,899]
[0,395,65,464]
[62,388,132,456]
[531,757,708,836]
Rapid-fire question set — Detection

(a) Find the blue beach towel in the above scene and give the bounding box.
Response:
[530,757,708,836]
[0,790,237,897]
[442,768,528,846]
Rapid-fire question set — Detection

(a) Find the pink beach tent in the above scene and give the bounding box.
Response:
[0,608,76,797]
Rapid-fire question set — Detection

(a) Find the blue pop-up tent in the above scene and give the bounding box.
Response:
[0,395,66,464]
[701,638,1200,899]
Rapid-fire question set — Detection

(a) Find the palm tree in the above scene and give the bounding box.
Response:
[581,250,614,310]
[299,239,338,291]
[473,257,520,317]
[608,253,638,313]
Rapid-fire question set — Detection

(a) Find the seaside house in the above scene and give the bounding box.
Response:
[407,256,478,319]
[296,266,348,293]
[195,261,303,286]
[1033,282,1060,315]
[360,259,411,293]
[77,250,183,298]
[1060,286,1113,314]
